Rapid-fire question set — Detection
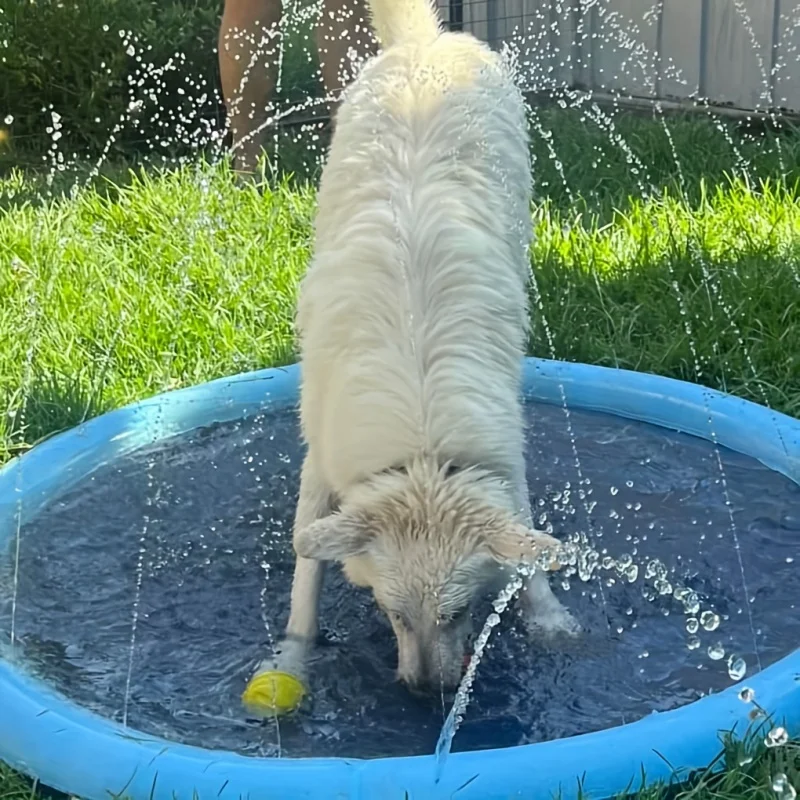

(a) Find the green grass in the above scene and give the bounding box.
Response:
[0,766,37,800]
[1,107,799,798]
[3,110,800,458]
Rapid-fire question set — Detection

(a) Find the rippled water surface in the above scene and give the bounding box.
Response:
[1,400,798,758]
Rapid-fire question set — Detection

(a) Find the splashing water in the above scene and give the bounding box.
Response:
[765,726,790,748]
[435,572,525,776]
[738,686,756,703]
[772,773,798,800]
[123,478,160,727]
[727,655,747,681]
[3,0,799,770]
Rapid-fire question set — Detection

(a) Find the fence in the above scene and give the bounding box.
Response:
[434,0,800,115]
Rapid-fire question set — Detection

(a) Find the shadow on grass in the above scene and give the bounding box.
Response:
[1,368,111,463]
[4,107,800,219]
[0,122,326,213]
[0,160,140,213]
[526,107,800,224]
[0,764,67,800]
[528,193,800,418]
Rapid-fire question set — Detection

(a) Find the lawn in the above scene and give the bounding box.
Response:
[1,107,799,798]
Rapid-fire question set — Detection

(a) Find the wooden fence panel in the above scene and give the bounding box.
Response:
[436,0,451,27]
[495,0,523,41]
[702,0,776,110]
[591,0,659,97]
[443,0,800,113]
[659,0,702,101]
[504,0,552,91]
[775,0,800,112]
[463,0,490,41]
[548,0,580,88]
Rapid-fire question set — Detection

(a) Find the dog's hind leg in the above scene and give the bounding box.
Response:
[511,461,582,638]
[254,452,334,680]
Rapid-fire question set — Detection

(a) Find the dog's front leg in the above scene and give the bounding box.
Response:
[520,569,581,638]
[255,452,333,680]
[511,461,581,639]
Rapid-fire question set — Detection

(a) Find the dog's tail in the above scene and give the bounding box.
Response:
[366,0,442,47]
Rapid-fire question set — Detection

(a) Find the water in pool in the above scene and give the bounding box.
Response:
[1,399,798,758]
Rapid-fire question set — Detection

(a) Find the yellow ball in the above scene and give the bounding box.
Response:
[242,670,306,717]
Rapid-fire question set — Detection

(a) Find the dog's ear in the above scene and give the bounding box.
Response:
[487,523,562,571]
[293,511,373,562]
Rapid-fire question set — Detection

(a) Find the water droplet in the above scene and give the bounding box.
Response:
[700,610,720,631]
[738,754,753,767]
[765,726,789,748]
[682,591,701,615]
[707,642,725,660]
[738,686,755,703]
[727,655,746,681]
[3,114,12,124]
[686,635,700,650]
[645,558,667,580]
[654,578,673,596]
[686,617,699,634]
[771,773,797,800]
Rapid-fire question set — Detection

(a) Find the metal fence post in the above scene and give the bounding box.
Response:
[487,0,499,48]
[698,0,710,100]
[770,0,782,107]
[654,0,666,99]
[449,0,464,32]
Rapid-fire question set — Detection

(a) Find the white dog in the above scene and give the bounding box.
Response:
[260,0,579,695]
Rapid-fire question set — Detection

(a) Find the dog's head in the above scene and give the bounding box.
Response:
[293,460,561,693]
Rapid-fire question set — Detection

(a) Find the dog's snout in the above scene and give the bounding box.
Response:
[401,675,457,700]
[398,658,463,694]
[402,676,430,697]
[395,620,472,694]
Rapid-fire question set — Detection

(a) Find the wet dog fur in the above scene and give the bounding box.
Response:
[256,0,580,695]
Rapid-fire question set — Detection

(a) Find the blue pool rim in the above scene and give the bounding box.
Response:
[1,357,798,800]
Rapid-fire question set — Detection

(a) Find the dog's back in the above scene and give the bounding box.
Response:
[297,0,533,496]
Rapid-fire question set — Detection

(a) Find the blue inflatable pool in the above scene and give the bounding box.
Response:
[0,358,798,800]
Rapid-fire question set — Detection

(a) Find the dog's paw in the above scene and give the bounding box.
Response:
[525,605,583,640]
[256,636,311,681]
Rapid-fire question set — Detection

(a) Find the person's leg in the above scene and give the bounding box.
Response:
[218,0,283,173]
[219,0,378,172]
[315,0,377,117]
